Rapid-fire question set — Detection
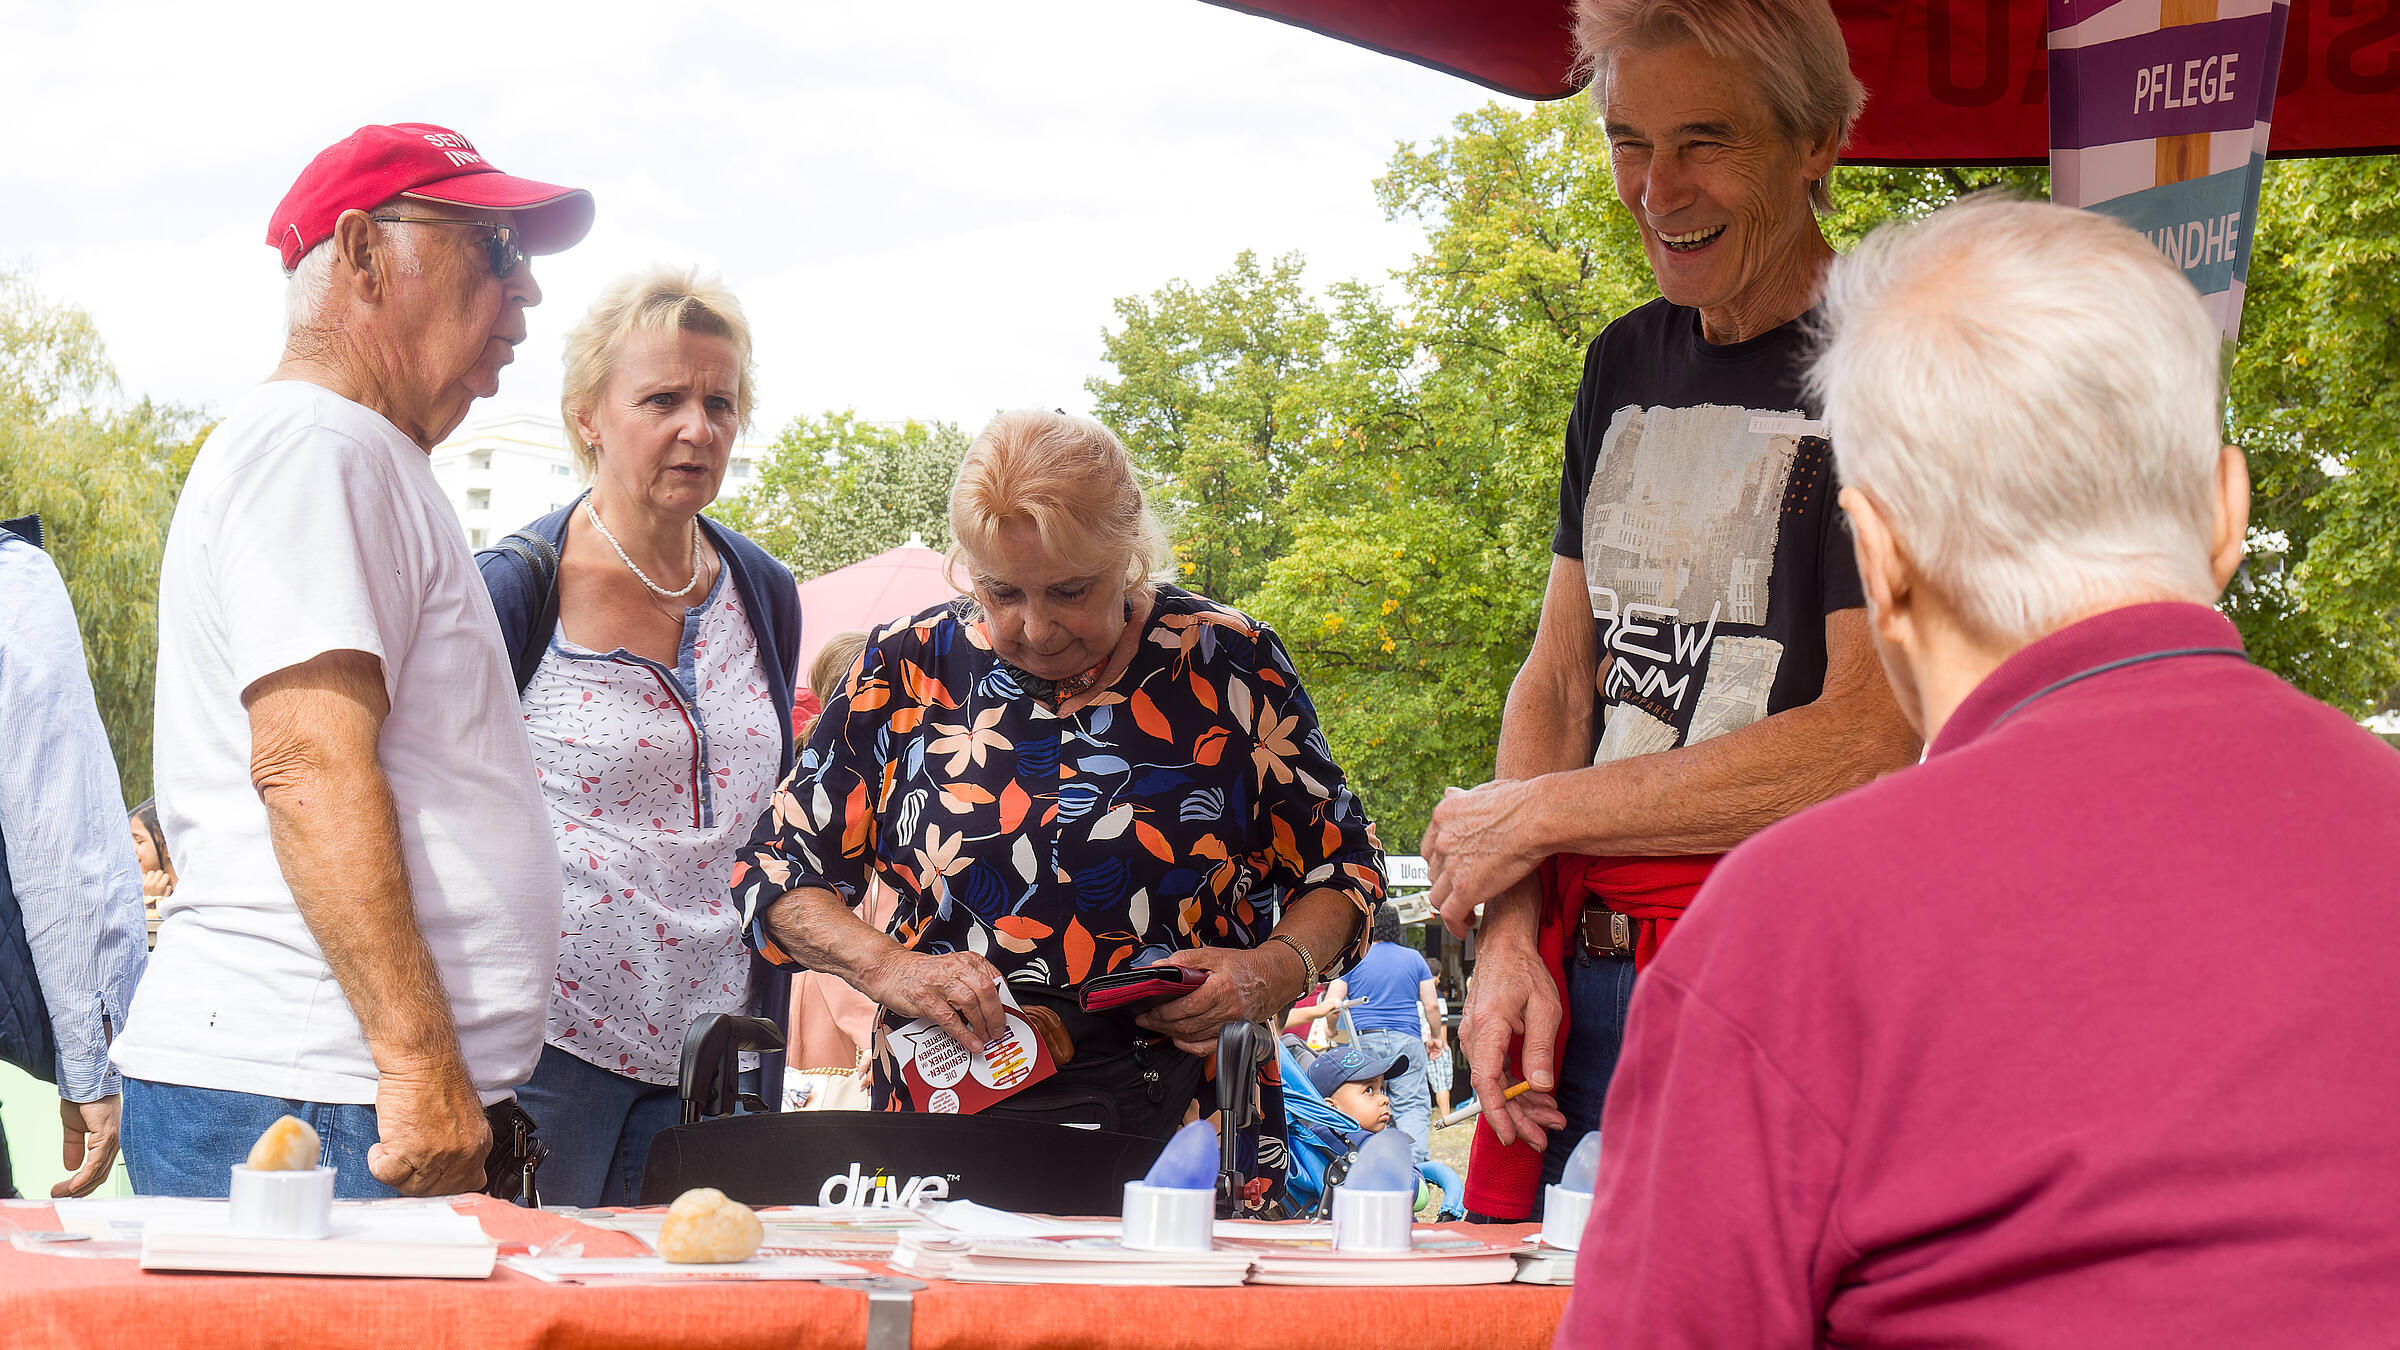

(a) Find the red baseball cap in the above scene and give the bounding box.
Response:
[267,122,594,271]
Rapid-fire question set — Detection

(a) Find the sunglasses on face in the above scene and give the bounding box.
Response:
[368,215,524,279]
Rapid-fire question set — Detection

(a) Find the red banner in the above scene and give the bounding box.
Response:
[1203,0,2400,163]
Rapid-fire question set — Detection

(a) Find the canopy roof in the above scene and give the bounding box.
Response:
[1202,1,2400,162]
[794,543,960,691]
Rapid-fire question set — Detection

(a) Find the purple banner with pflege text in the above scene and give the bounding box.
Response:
[2049,12,2277,149]
[2048,0,2293,342]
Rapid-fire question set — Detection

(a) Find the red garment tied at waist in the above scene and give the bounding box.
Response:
[1461,851,1719,1220]
[1559,851,1719,968]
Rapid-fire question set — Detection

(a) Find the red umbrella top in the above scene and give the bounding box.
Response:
[1203,1,2400,163]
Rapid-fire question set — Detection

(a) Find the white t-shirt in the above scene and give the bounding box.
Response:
[112,380,560,1105]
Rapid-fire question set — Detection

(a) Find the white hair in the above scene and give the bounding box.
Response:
[1810,195,2226,644]
[1574,0,1866,213]
[282,211,421,336]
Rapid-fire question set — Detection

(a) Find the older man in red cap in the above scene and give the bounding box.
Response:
[113,125,592,1199]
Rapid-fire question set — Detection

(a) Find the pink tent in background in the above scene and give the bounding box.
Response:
[793,539,959,695]
[784,539,958,1107]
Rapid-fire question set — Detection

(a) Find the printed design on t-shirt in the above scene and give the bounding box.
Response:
[1686,635,1785,746]
[1593,701,1679,766]
[1582,402,1809,756]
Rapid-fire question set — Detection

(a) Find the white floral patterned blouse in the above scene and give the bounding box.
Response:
[523,567,783,1085]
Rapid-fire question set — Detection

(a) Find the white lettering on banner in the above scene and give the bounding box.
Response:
[2132,51,2239,115]
[817,1163,955,1208]
[1746,415,1826,437]
[2146,210,2244,269]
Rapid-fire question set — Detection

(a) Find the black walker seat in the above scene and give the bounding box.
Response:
[646,1010,1169,1211]
[638,1110,1168,1211]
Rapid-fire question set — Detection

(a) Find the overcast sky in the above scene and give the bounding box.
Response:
[4,0,1533,444]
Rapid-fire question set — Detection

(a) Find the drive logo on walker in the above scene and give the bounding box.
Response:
[818,1164,955,1208]
[891,981,1057,1113]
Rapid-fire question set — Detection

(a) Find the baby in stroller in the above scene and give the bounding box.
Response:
[1278,1041,1465,1220]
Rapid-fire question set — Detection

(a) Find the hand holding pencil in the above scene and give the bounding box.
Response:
[1434,1079,1539,1130]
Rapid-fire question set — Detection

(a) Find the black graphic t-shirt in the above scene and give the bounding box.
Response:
[1553,299,1864,761]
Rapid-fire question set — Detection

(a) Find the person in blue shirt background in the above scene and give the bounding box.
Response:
[1318,903,1441,1162]
[0,516,149,1198]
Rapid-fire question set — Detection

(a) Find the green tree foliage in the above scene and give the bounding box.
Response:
[1094,99,2394,847]
[2224,156,2400,716]
[715,411,971,581]
[0,273,202,803]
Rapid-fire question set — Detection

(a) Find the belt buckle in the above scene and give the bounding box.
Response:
[1610,911,1632,953]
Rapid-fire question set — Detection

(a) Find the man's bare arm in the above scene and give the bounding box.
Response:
[1525,608,1916,855]
[1427,610,1918,914]
[245,650,487,1195]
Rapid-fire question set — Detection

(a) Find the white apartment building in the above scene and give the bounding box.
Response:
[428,412,769,550]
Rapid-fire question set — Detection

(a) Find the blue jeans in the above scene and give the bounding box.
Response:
[512,1043,686,1207]
[1354,1028,1433,1163]
[1540,950,1636,1197]
[122,1078,401,1199]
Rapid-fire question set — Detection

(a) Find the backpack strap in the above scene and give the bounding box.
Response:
[495,528,562,694]
[0,515,43,551]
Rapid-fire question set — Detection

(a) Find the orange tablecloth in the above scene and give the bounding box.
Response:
[0,1198,1569,1350]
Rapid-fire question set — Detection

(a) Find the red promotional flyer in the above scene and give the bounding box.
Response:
[891,983,1058,1114]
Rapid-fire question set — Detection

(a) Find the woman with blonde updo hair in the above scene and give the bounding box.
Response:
[733,409,1385,1212]
[478,266,801,1205]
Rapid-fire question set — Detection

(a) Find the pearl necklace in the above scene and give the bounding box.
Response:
[583,499,704,600]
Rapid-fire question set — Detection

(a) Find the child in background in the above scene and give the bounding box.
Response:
[784,630,877,1111]
[129,798,174,927]
[798,631,872,744]
[1306,1045,1409,1137]
[1299,1044,1462,1219]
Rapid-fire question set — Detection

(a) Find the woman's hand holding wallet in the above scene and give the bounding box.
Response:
[1135,945,1305,1056]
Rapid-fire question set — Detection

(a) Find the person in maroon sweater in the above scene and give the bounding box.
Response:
[1560,197,2400,1345]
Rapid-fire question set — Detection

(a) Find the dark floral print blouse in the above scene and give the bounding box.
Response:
[732,585,1385,985]
[730,588,1386,1210]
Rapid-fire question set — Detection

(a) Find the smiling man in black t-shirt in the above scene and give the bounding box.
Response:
[1420,0,1922,1223]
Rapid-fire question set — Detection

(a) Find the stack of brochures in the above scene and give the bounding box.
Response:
[126,1200,499,1279]
[892,1232,1253,1286]
[1511,1242,1579,1285]
[1219,1231,1527,1286]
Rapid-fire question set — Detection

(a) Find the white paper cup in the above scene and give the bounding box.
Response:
[228,1165,336,1240]
[1120,1182,1214,1252]
[1542,1184,1593,1251]
[1331,1186,1412,1253]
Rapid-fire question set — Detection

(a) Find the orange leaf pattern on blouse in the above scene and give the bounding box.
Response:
[733,588,1383,991]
